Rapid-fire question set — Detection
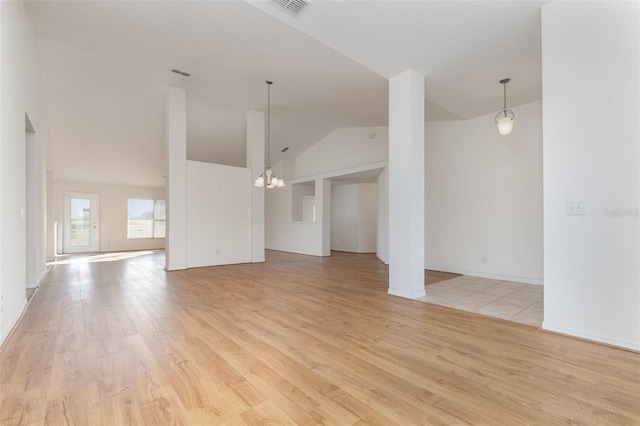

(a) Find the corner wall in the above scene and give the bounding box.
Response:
[0,1,49,345]
[425,101,543,284]
[331,183,377,253]
[186,161,251,267]
[541,1,639,350]
[266,127,389,258]
[292,127,388,179]
[265,175,326,256]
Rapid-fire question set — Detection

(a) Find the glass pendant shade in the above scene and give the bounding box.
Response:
[494,78,515,136]
[496,113,514,136]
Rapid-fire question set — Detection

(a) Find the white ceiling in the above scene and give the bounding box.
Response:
[25,0,546,188]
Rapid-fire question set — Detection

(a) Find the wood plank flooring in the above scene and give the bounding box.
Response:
[1,250,638,425]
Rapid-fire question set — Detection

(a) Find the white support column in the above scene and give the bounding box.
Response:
[388,69,426,299]
[165,86,187,271]
[247,110,265,263]
[317,178,331,256]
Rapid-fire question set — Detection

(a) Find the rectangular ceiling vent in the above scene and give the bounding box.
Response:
[270,0,311,18]
[171,69,191,77]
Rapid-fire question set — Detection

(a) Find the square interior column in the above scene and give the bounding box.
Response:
[388,69,426,299]
[317,178,331,256]
[247,110,265,263]
[165,86,187,271]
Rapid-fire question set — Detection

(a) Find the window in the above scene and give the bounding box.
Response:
[127,199,166,239]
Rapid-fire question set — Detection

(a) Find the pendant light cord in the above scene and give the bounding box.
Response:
[503,81,507,112]
[266,81,272,169]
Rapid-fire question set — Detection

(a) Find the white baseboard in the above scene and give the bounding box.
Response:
[0,266,51,350]
[0,298,28,350]
[426,265,543,285]
[542,321,640,351]
[388,287,426,300]
[25,266,50,289]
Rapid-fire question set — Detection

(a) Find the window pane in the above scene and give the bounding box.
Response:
[128,199,154,238]
[154,220,166,238]
[128,219,153,239]
[154,200,166,220]
[128,199,154,219]
[127,199,166,239]
[70,198,91,246]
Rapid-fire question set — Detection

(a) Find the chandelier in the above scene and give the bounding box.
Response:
[254,81,285,188]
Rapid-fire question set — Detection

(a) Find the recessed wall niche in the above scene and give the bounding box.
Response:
[291,180,315,222]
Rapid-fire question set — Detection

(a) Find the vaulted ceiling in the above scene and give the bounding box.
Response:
[25,1,546,188]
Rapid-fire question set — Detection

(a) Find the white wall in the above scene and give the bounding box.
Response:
[0,1,49,345]
[52,181,166,253]
[165,86,187,271]
[278,108,542,281]
[542,2,639,350]
[425,100,543,284]
[292,182,315,222]
[266,127,389,258]
[186,161,251,268]
[246,110,265,263]
[266,176,326,256]
[292,127,388,179]
[331,183,377,253]
[331,184,358,252]
[376,167,389,264]
[357,183,377,252]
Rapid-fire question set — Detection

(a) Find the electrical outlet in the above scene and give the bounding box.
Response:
[566,201,585,216]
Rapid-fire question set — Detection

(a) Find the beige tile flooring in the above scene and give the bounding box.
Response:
[418,275,543,327]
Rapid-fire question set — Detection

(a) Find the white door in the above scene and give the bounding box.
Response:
[63,192,99,254]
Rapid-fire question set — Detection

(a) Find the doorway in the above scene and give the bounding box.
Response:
[330,182,377,253]
[63,192,100,253]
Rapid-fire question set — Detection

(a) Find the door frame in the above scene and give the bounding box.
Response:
[63,192,100,254]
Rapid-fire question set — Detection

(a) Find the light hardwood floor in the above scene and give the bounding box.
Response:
[1,250,638,425]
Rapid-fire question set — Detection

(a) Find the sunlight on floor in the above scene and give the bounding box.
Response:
[47,250,158,266]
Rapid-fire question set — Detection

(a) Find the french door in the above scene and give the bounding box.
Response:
[63,192,99,254]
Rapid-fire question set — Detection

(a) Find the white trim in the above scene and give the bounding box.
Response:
[0,266,50,350]
[426,265,543,285]
[542,322,640,352]
[36,265,50,285]
[289,161,388,185]
[26,265,50,289]
[388,288,426,300]
[0,298,28,350]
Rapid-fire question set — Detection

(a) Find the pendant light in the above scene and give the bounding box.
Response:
[494,78,515,136]
[254,81,285,188]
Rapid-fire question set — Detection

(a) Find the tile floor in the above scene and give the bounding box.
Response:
[418,275,543,327]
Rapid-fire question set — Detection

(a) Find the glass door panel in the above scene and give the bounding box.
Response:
[63,192,99,254]
[70,198,91,246]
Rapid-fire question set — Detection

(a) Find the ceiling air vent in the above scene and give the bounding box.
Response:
[270,0,311,18]
[171,69,191,77]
